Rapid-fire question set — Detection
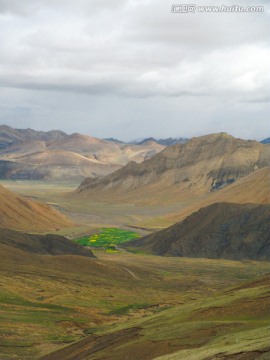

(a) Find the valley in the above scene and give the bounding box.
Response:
[1,1,269,358]
[0,131,269,360]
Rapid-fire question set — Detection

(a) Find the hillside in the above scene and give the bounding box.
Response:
[0,228,94,257]
[167,166,270,223]
[39,273,270,360]
[125,203,270,260]
[0,184,73,231]
[0,128,165,180]
[76,133,270,203]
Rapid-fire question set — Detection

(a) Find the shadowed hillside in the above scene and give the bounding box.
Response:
[0,184,73,231]
[76,133,270,204]
[125,203,270,260]
[0,228,95,257]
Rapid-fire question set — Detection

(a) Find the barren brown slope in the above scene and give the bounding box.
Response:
[76,133,270,204]
[167,167,270,223]
[125,202,270,260]
[0,184,73,231]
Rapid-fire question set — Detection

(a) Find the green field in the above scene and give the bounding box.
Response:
[74,228,141,250]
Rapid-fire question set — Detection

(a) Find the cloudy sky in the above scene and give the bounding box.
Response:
[0,0,269,141]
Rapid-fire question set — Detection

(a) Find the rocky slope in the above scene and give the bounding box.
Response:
[0,184,73,231]
[76,133,270,203]
[125,203,270,260]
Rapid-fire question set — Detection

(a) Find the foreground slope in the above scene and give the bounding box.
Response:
[39,273,270,360]
[0,184,72,231]
[126,203,270,260]
[76,133,270,204]
[1,246,269,360]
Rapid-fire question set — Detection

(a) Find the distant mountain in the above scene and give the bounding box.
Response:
[0,126,165,181]
[76,133,270,204]
[103,137,125,144]
[261,137,270,144]
[0,184,72,231]
[0,228,95,258]
[131,137,189,146]
[125,203,270,261]
[0,124,68,149]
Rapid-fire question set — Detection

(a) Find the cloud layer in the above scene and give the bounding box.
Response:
[0,0,269,139]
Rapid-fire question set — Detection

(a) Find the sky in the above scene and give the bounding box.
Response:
[0,0,269,141]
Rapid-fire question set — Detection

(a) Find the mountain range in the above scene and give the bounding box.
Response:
[0,125,164,180]
[76,132,270,204]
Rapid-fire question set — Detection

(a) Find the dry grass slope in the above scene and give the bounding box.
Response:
[0,184,73,231]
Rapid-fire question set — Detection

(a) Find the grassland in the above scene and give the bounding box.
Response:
[40,268,270,360]
[74,228,140,250]
[1,248,269,359]
[1,180,269,359]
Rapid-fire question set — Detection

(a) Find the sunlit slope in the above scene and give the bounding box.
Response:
[0,184,73,231]
[0,131,164,180]
[167,167,270,223]
[76,133,270,204]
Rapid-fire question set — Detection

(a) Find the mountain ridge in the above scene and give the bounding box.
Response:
[76,132,270,203]
[0,125,165,180]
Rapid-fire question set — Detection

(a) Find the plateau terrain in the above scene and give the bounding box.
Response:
[0,129,269,360]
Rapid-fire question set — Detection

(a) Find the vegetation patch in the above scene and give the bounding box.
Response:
[73,227,140,250]
[108,303,150,315]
